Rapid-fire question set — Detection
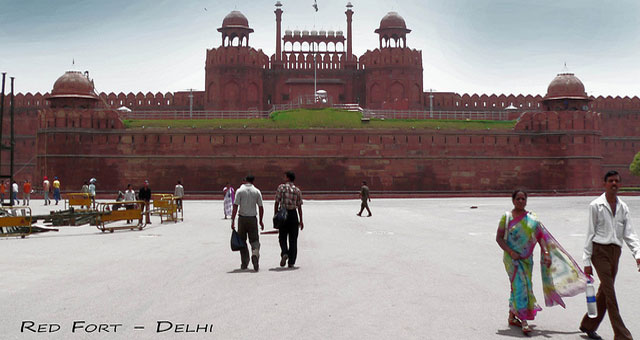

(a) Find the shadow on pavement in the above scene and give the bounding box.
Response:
[268,267,299,272]
[227,268,258,274]
[497,325,582,338]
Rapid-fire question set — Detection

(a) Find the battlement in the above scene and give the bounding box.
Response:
[359,48,422,70]
[206,46,269,69]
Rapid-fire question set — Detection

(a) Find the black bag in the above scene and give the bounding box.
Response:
[230,230,246,251]
[273,207,288,229]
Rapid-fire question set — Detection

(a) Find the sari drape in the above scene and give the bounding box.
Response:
[501,211,586,320]
[223,187,235,217]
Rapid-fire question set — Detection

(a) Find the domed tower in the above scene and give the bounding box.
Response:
[541,71,590,111]
[47,71,99,109]
[205,10,268,110]
[217,11,254,47]
[360,11,423,109]
[374,12,411,49]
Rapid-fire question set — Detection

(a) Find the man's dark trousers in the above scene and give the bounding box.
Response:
[237,216,260,267]
[580,243,633,340]
[279,210,299,265]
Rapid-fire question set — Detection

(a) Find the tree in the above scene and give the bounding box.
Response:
[630,151,640,177]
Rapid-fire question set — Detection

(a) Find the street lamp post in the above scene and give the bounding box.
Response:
[429,88,435,118]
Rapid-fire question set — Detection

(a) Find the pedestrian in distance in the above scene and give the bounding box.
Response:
[578,170,640,340]
[42,176,51,205]
[124,184,136,223]
[0,180,5,205]
[11,180,18,205]
[22,180,31,206]
[52,177,61,205]
[496,189,587,336]
[230,175,264,271]
[357,180,372,217]
[274,171,304,268]
[174,180,184,212]
[223,182,235,219]
[88,178,97,209]
[139,180,152,224]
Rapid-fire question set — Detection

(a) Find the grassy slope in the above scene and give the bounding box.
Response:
[123,108,516,130]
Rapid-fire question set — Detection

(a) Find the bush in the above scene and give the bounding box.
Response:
[630,151,640,177]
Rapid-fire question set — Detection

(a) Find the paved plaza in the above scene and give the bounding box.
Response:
[2,196,639,339]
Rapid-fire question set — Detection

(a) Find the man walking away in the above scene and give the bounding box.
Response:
[11,180,18,206]
[579,170,640,340]
[275,171,304,268]
[357,180,372,217]
[231,175,264,271]
[52,177,61,205]
[139,180,152,224]
[174,180,184,211]
[0,180,5,205]
[22,180,31,206]
[42,177,50,205]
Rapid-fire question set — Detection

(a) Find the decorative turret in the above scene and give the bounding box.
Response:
[541,70,590,111]
[375,11,411,49]
[48,71,99,109]
[218,10,254,47]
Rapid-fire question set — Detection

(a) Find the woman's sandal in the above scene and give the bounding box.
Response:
[508,316,521,327]
[521,323,532,335]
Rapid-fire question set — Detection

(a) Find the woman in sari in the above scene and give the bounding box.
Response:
[496,190,587,335]
[222,183,235,219]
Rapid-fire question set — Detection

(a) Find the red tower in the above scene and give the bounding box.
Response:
[204,11,268,111]
[360,12,423,109]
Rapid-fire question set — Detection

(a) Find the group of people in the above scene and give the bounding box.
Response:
[41,176,61,205]
[497,170,640,339]
[228,171,304,271]
[0,177,61,206]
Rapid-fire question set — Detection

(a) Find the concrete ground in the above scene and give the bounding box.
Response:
[1,196,639,340]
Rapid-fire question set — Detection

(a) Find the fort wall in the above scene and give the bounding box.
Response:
[35,126,603,194]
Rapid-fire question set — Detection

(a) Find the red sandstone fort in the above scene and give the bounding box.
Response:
[2,3,640,195]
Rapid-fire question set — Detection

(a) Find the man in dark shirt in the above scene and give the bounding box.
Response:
[139,180,152,224]
[357,181,372,217]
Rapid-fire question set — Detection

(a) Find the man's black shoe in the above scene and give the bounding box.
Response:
[579,327,603,340]
[280,254,288,267]
[251,255,259,272]
[240,264,248,270]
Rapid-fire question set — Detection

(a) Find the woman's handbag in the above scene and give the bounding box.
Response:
[230,230,246,251]
[273,207,288,229]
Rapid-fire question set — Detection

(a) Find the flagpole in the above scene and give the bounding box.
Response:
[314,42,317,103]
[313,0,318,103]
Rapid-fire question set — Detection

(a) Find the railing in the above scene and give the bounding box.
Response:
[117,106,519,121]
[362,109,515,121]
[118,110,270,120]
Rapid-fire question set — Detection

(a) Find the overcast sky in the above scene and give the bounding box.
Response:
[2,0,639,97]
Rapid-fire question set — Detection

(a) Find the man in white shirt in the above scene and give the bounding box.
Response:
[579,170,640,340]
[231,175,264,271]
[174,181,184,211]
[11,181,18,205]
[42,177,51,205]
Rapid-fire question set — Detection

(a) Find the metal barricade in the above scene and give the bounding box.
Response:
[65,193,92,211]
[95,201,145,233]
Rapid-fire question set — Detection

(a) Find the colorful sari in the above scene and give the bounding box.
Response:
[223,187,235,217]
[500,211,587,321]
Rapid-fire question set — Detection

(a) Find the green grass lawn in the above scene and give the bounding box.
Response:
[123,108,516,130]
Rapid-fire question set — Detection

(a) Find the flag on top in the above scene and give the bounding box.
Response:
[312,0,318,12]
